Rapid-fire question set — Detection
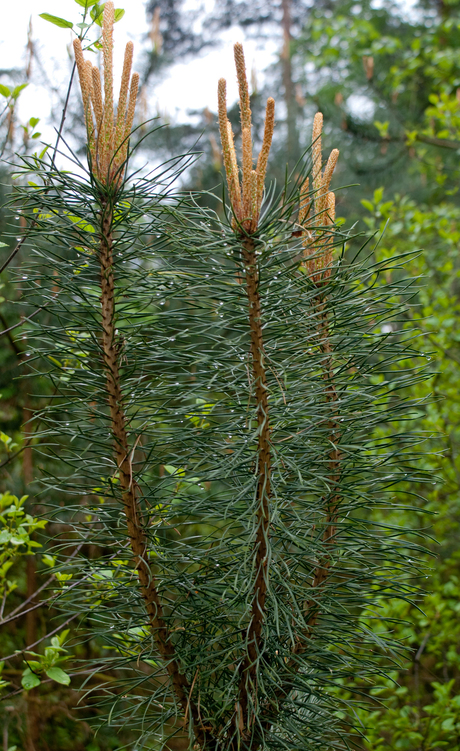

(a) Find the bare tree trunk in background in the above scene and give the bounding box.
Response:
[281,0,299,165]
[22,405,33,490]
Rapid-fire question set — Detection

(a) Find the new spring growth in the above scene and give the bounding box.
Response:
[299,113,339,284]
[218,43,275,232]
[73,2,139,186]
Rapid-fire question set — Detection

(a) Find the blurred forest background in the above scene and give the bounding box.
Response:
[1,0,460,749]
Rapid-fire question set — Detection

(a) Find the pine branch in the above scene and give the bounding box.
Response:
[306,297,342,608]
[97,198,208,745]
[237,236,272,737]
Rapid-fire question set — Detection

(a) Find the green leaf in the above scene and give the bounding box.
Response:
[21,669,41,690]
[29,117,40,128]
[164,464,185,476]
[0,241,8,247]
[0,84,11,98]
[11,83,28,100]
[114,8,125,22]
[90,3,105,25]
[39,13,74,29]
[373,187,384,204]
[26,661,42,672]
[42,554,56,567]
[9,535,27,546]
[45,667,71,685]
[74,0,99,6]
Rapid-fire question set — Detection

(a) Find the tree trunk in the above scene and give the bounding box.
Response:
[281,0,299,165]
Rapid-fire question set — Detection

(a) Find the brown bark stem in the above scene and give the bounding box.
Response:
[237,237,272,735]
[98,200,205,743]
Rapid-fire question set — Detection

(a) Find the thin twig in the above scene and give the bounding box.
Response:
[0,228,34,275]
[0,441,29,470]
[5,575,55,619]
[415,631,431,662]
[2,614,78,662]
[6,538,86,620]
[51,61,76,169]
[0,599,46,627]
[0,589,7,621]
[0,60,77,275]
[0,312,22,355]
[0,304,46,339]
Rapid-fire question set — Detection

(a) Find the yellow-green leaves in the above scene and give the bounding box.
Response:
[39,13,74,29]
[21,632,71,690]
[74,0,99,7]
[0,432,17,453]
[45,667,71,685]
[374,120,390,139]
[0,83,28,100]
[0,494,48,633]
[90,3,125,26]
[39,4,124,33]
[21,668,41,690]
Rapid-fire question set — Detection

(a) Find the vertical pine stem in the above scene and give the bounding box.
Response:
[303,298,341,625]
[257,293,342,745]
[98,199,204,741]
[238,237,271,736]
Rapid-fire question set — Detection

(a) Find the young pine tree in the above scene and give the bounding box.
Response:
[15,8,426,750]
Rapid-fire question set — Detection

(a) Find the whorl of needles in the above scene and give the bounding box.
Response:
[217,44,275,232]
[73,2,139,185]
[300,113,339,284]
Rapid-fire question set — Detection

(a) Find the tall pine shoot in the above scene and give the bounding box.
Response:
[15,7,426,749]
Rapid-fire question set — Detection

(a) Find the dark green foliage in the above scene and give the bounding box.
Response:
[9,130,428,751]
[295,0,460,212]
[291,2,460,745]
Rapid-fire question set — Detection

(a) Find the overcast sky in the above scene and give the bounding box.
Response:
[1,0,278,153]
[1,0,418,164]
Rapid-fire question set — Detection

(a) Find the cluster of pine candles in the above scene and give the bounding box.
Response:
[73,2,139,184]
